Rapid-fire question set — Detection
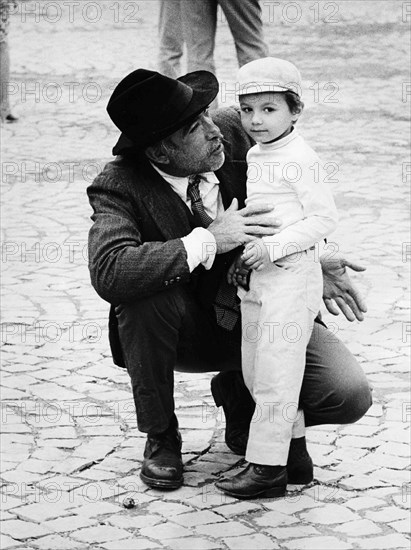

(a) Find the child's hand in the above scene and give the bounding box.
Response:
[242,239,270,271]
[227,254,250,288]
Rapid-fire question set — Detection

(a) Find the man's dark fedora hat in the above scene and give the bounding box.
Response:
[107,69,219,155]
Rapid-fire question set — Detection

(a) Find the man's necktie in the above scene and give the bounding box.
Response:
[187,175,213,228]
[187,175,240,331]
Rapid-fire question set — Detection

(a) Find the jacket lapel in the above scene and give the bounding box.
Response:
[132,157,193,240]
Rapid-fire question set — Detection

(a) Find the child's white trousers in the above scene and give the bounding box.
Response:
[241,248,322,465]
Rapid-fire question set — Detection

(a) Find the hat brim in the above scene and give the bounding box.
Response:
[112,71,218,155]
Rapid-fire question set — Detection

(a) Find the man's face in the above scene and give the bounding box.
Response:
[239,92,299,143]
[164,109,225,176]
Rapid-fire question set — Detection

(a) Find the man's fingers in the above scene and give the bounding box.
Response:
[348,288,367,313]
[343,259,366,272]
[323,297,340,316]
[241,203,274,217]
[342,293,365,322]
[227,198,239,211]
[243,216,281,227]
[244,224,281,236]
[334,296,356,322]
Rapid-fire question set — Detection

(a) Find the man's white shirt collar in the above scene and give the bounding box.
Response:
[150,162,219,205]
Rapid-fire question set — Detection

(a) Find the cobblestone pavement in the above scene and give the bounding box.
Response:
[1,1,410,549]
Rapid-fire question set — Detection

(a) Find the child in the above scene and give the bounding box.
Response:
[216,57,338,499]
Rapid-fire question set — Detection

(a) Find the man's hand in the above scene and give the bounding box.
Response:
[321,255,367,322]
[242,239,270,271]
[207,199,281,254]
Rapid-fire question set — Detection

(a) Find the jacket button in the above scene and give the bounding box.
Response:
[164,281,169,286]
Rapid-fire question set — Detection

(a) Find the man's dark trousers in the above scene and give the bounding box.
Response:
[116,285,372,436]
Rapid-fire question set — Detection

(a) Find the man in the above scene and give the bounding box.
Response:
[87,69,372,497]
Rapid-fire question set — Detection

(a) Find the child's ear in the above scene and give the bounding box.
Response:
[292,111,301,124]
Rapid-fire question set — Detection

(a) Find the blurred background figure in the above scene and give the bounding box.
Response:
[0,0,18,122]
[181,0,268,75]
[158,0,184,79]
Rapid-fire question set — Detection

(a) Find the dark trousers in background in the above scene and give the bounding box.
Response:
[116,286,372,436]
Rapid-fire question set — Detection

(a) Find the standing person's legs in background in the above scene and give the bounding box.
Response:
[0,0,17,123]
[158,0,184,78]
[181,0,218,75]
[0,39,16,122]
[219,0,268,66]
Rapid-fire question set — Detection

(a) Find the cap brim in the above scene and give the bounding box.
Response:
[238,84,291,96]
[113,71,218,156]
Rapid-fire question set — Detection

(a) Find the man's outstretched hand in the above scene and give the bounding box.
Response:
[321,254,367,322]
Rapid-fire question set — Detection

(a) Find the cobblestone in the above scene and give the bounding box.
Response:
[140,523,193,540]
[43,515,98,533]
[70,525,130,543]
[195,521,254,537]
[223,533,280,549]
[389,519,411,533]
[344,496,387,510]
[255,511,299,527]
[355,533,411,549]
[299,503,362,525]
[286,536,352,549]
[30,535,80,550]
[334,519,382,535]
[101,539,161,550]
[1,0,410,548]
[0,520,52,540]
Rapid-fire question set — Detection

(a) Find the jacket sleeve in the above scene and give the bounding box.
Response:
[87,165,191,305]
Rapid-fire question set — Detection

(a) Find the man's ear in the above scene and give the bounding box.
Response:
[145,142,170,165]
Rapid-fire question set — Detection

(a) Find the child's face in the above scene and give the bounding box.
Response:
[239,92,300,143]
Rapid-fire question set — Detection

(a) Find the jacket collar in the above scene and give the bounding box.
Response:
[127,155,194,240]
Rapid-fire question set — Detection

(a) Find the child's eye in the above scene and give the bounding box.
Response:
[241,107,251,113]
[264,107,275,113]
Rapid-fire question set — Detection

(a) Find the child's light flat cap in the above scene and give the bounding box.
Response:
[237,57,302,97]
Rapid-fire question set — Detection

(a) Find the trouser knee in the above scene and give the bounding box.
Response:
[304,373,373,427]
[116,287,188,434]
[339,378,373,424]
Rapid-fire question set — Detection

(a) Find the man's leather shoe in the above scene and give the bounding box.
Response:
[211,372,255,455]
[287,437,314,484]
[140,424,183,490]
[216,463,287,499]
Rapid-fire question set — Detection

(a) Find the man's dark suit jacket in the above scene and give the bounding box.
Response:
[87,106,254,368]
